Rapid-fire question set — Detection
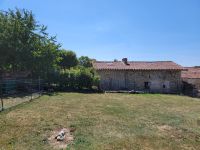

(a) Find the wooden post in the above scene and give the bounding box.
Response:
[0,97,3,111]
[39,76,41,96]
[31,79,33,100]
[0,81,3,111]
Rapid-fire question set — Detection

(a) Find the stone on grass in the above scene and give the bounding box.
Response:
[48,128,75,149]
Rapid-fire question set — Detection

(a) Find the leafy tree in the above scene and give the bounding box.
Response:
[58,50,78,69]
[78,56,93,68]
[0,8,100,91]
[0,8,60,78]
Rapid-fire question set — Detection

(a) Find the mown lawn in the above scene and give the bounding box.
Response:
[0,93,200,150]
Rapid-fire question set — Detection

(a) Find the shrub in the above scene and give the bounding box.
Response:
[76,68,93,89]
[56,68,99,90]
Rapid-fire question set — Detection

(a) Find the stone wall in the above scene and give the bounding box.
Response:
[182,78,200,97]
[183,78,200,89]
[97,70,182,93]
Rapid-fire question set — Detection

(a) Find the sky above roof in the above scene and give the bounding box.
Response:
[0,0,200,66]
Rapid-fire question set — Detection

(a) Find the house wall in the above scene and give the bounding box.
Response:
[97,70,182,93]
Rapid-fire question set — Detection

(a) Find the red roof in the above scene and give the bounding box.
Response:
[93,61,184,71]
[182,67,200,79]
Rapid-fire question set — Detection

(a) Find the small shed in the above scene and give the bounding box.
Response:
[182,67,200,97]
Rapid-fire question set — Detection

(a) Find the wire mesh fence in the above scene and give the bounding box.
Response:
[0,78,44,111]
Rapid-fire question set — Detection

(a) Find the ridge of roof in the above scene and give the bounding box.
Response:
[184,66,200,69]
[93,60,184,71]
[94,61,174,63]
[182,67,200,79]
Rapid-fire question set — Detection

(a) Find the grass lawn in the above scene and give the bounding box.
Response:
[0,93,200,150]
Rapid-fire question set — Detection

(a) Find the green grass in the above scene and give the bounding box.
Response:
[0,93,200,150]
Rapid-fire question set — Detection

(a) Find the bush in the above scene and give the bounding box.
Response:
[76,68,93,89]
[56,67,100,90]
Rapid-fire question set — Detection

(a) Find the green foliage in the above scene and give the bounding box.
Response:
[58,68,100,90]
[76,68,94,89]
[0,8,60,77]
[78,56,93,68]
[58,49,78,69]
[0,8,99,91]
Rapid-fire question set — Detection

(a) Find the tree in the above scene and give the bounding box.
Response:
[58,50,78,69]
[78,56,93,68]
[0,8,60,78]
[0,8,100,91]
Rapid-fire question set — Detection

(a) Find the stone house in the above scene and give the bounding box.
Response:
[93,58,184,93]
[182,67,200,97]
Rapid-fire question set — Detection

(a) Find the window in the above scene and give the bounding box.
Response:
[144,82,150,89]
[163,84,166,89]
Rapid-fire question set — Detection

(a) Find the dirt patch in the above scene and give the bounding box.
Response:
[157,125,173,132]
[157,125,184,141]
[157,125,200,143]
[48,128,75,149]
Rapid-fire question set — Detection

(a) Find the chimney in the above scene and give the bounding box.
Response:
[122,58,128,65]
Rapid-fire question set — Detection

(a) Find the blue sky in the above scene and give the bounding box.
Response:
[0,0,200,66]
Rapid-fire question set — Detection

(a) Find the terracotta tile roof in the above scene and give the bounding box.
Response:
[182,67,200,79]
[93,61,184,71]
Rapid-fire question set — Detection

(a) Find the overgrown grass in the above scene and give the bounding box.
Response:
[0,93,200,150]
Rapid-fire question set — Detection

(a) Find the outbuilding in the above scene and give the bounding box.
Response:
[93,58,184,93]
[182,67,200,97]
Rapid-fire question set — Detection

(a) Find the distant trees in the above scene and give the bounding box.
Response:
[78,56,93,68]
[0,8,100,90]
[58,50,78,69]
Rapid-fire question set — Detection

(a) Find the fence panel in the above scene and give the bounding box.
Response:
[0,78,44,111]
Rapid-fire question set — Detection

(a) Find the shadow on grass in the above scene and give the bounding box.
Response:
[52,88,105,94]
[0,89,104,113]
[0,92,43,113]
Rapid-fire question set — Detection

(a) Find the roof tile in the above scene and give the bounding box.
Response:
[182,67,200,79]
[93,61,184,71]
